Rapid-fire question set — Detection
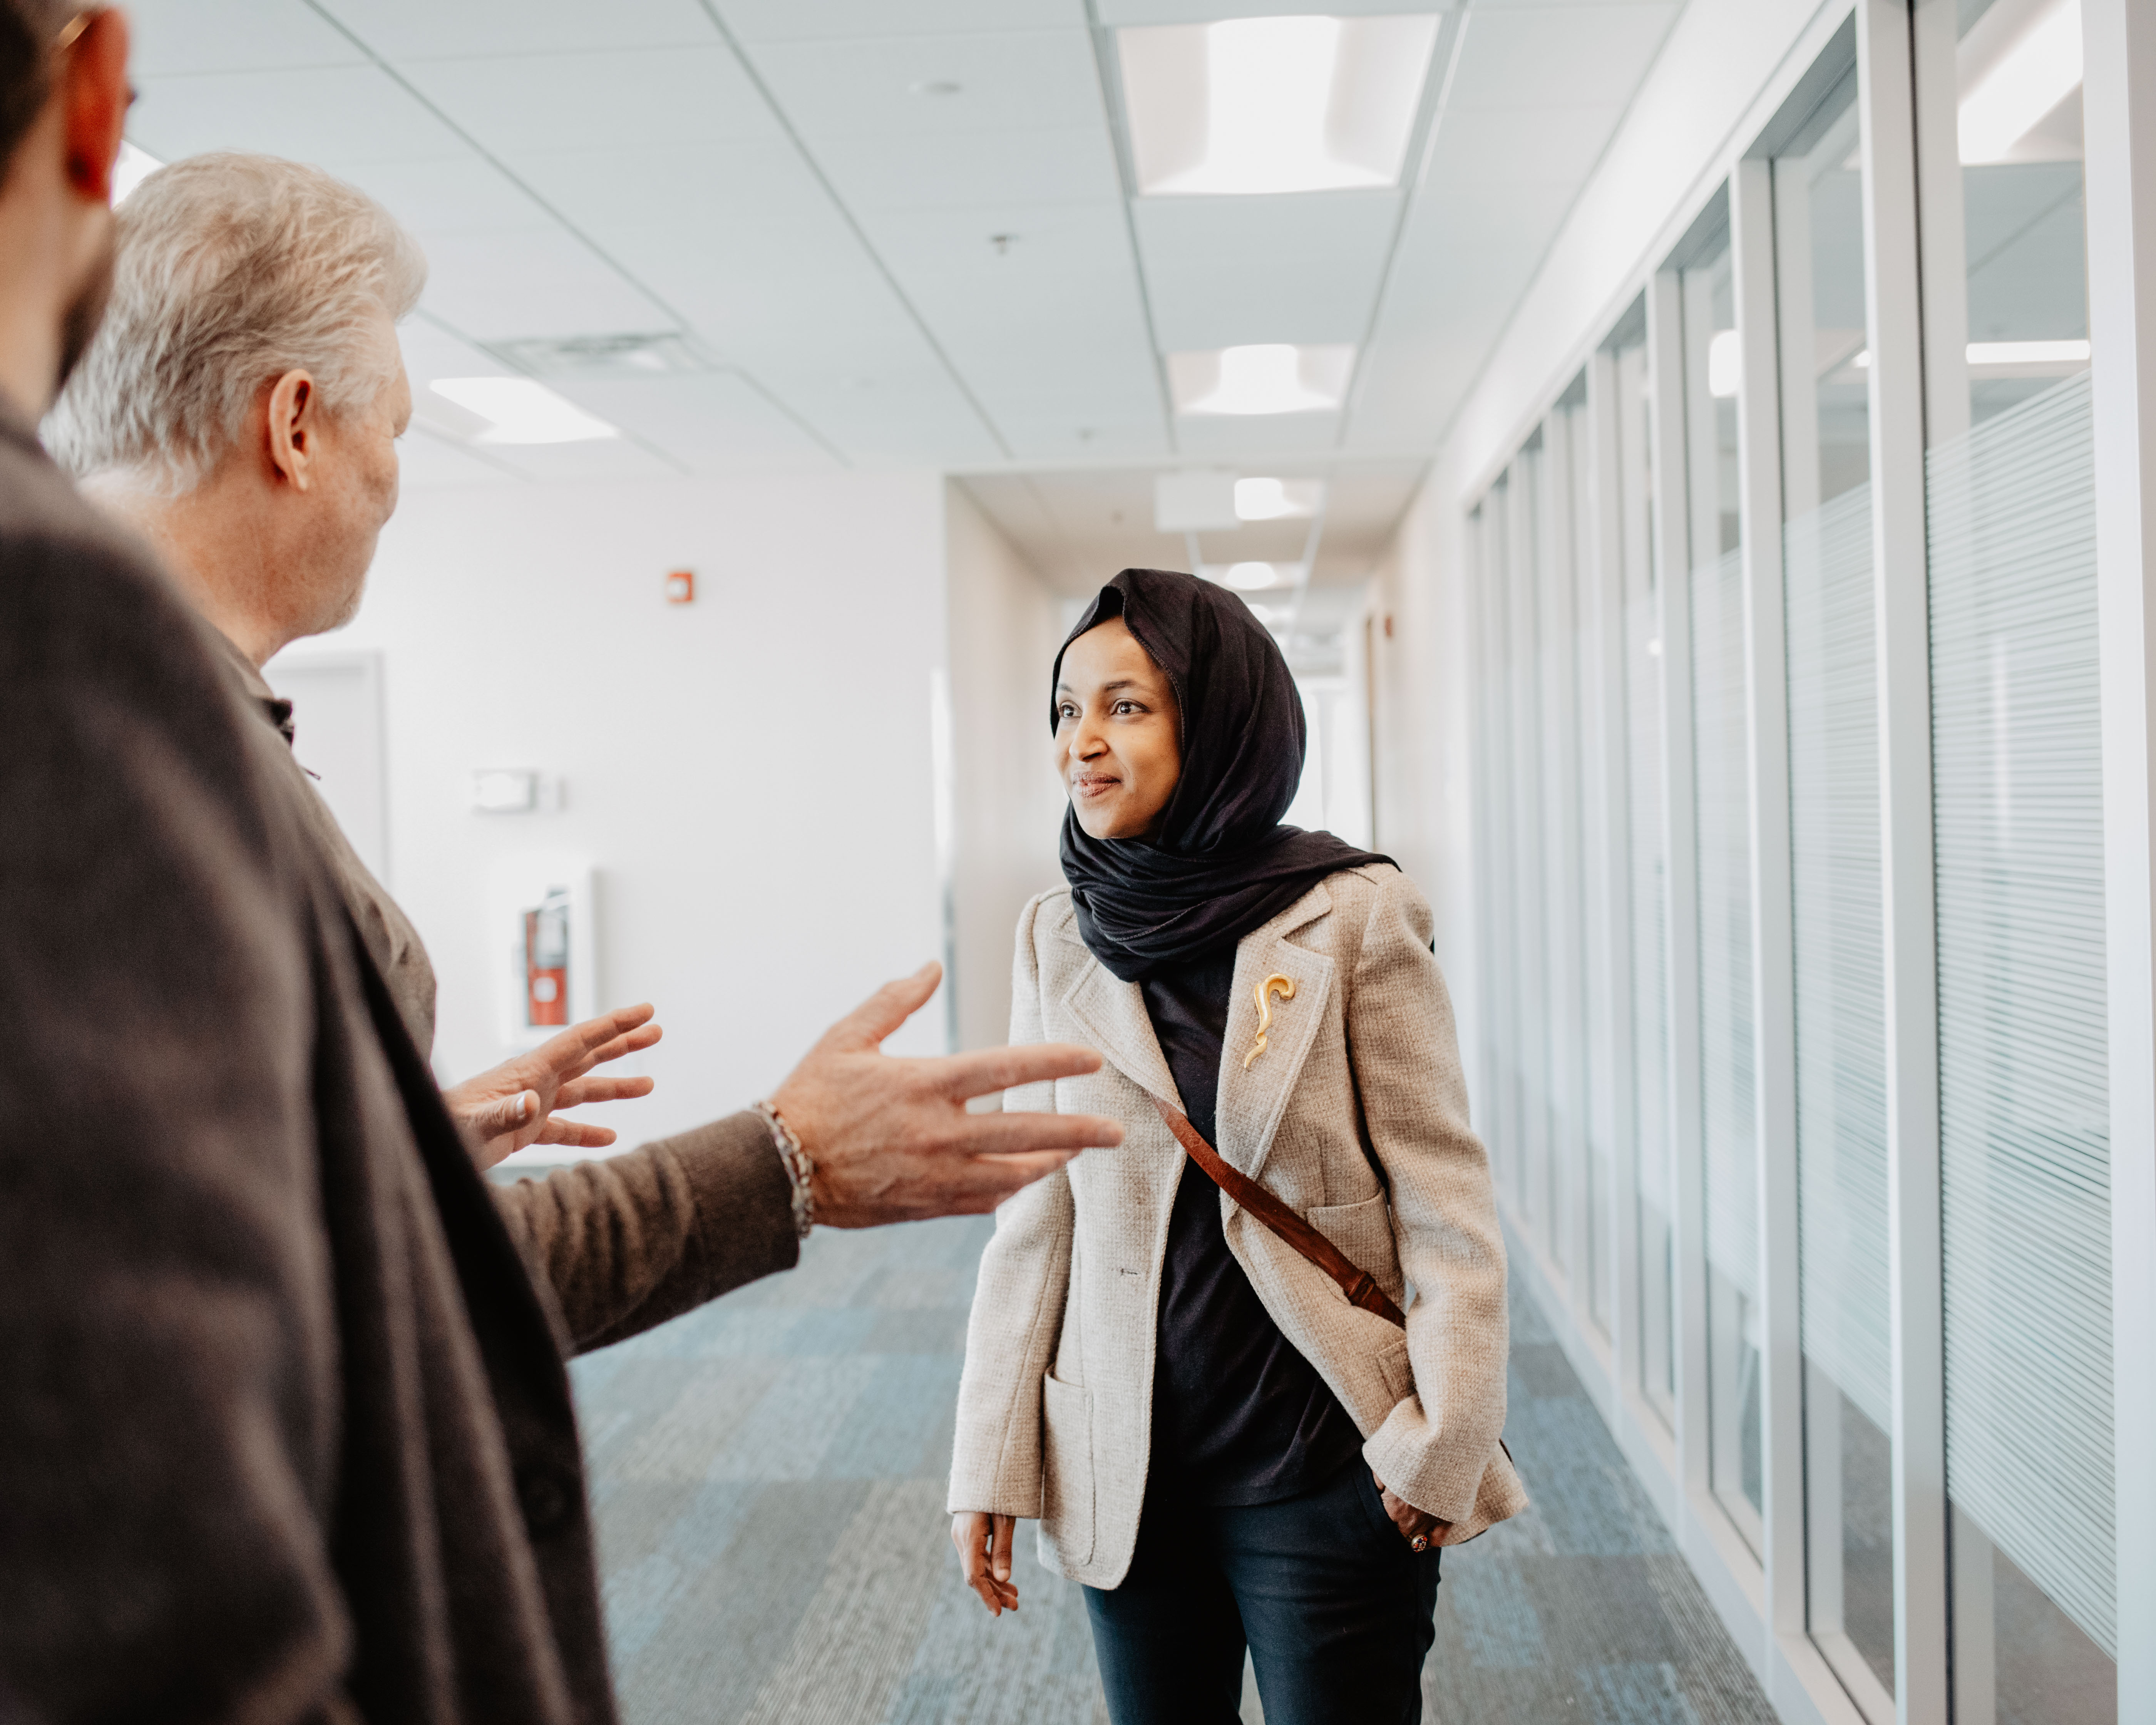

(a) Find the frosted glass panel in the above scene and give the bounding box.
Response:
[1932,373,2112,1661]
[1789,484,1889,1434]
[1615,335,1675,1426]
[1693,541,1762,1539]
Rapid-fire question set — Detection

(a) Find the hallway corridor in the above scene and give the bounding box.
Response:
[566,1212,1781,1724]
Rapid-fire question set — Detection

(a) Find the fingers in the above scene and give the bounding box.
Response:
[534,1119,619,1149]
[933,1040,1106,1101]
[991,1513,1015,1584]
[538,1005,659,1078]
[941,1111,1125,1158]
[952,1512,1017,1617]
[815,963,942,1056]
[579,1023,663,1073]
[553,1075,656,1109]
[461,1089,537,1141]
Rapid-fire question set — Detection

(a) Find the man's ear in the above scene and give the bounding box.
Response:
[264,369,320,493]
[62,10,131,204]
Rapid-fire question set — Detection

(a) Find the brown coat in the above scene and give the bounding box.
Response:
[0,409,797,1723]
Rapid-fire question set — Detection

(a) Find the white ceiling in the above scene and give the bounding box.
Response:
[122,0,1682,512]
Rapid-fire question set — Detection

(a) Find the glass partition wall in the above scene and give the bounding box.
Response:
[1917,1,2116,1718]
[1463,4,2126,1721]
[1769,42,1898,1718]
[1676,208,1766,1555]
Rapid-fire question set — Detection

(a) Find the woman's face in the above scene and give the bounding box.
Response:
[1055,616,1182,841]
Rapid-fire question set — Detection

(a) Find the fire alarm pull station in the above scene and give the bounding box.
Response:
[665,569,695,604]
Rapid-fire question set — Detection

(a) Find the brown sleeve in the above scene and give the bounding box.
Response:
[0,523,358,1722]
[492,1111,802,1353]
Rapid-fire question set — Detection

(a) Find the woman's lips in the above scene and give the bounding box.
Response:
[1071,775,1119,798]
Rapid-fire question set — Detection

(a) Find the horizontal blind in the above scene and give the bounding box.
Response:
[1931,372,2113,1657]
[1692,546,1757,1304]
[1785,485,1890,1432]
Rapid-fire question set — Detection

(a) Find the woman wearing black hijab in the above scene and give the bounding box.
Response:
[947,571,1522,1725]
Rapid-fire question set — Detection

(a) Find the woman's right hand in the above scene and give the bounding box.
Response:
[950,1511,1019,1616]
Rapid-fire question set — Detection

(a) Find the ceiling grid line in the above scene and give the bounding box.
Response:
[1333,5,1469,452]
[296,0,854,471]
[690,0,1018,462]
[1083,0,1180,457]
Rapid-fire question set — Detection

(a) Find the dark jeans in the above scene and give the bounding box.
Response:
[1083,1460,1441,1725]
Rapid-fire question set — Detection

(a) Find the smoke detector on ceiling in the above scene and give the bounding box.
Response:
[482,332,718,379]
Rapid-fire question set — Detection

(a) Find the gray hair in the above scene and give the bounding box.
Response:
[47,152,427,491]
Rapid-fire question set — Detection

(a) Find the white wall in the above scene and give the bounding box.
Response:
[291,468,949,1157]
[944,482,1067,1054]
[1368,483,1481,1090]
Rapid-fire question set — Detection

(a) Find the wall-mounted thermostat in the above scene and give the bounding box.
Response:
[665,569,695,604]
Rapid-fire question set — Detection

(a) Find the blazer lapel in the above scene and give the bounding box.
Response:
[1214,882,1336,1183]
[1061,956,1182,1111]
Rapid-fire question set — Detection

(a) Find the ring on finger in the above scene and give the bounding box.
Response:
[1410,1533,1430,1553]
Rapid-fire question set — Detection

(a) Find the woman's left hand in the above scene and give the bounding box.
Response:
[1372,1470,1450,1552]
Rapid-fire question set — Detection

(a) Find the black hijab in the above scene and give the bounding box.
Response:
[1054,568,1392,982]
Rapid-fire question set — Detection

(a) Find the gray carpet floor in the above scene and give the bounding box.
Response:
[566,1214,1781,1725]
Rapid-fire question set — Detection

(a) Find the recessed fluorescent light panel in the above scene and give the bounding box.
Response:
[1168,345,1354,417]
[1222,561,1283,590]
[428,378,619,445]
[1958,0,2082,164]
[1120,13,1440,197]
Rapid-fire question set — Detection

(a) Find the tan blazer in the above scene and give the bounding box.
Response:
[948,863,1527,1589]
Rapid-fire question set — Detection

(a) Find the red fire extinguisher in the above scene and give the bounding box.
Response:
[524,887,569,1028]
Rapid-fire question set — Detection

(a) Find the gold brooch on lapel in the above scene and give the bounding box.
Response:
[1243,973,1296,1070]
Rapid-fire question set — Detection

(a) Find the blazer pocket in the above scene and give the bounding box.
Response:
[1307,1190,1407,1308]
[1040,1373,1095,1567]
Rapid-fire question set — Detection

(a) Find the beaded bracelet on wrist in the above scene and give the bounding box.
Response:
[754,1101,815,1239]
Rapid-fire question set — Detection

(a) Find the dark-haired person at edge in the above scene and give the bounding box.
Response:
[0,6,1122,1720]
[947,569,1527,1724]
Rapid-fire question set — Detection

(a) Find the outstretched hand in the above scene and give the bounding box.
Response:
[443,1003,664,1171]
[768,961,1124,1228]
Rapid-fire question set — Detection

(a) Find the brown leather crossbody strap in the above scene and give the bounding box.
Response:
[1149,1093,1407,1329]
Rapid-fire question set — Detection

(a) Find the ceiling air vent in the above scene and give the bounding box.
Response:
[482,332,717,379]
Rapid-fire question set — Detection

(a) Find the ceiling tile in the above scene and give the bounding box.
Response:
[1423,103,1628,186]
[483,439,691,483]
[1172,412,1346,459]
[329,154,556,235]
[1134,193,1401,350]
[415,230,678,341]
[1096,0,1451,19]
[546,374,840,472]
[745,31,1103,139]
[398,47,785,157]
[812,127,1121,211]
[1446,4,1678,109]
[718,0,1085,39]
[397,427,522,488]
[317,0,718,59]
[125,0,368,75]
[130,65,471,164]
[397,315,509,383]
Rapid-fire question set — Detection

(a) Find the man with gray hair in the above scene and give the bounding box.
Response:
[50,149,663,1158]
[2,22,1120,1725]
